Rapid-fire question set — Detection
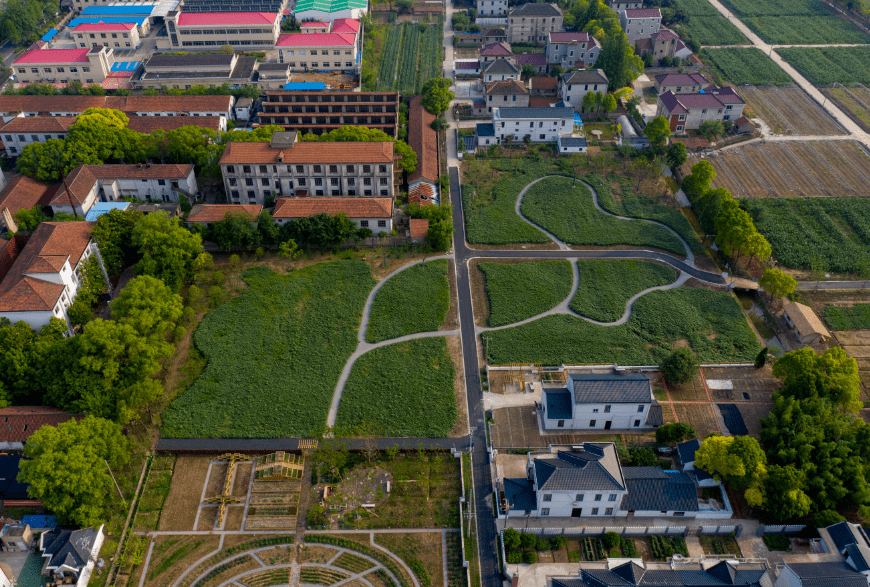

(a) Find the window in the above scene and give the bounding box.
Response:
[379,177,388,186]
[43,68,52,73]
[604,405,611,413]
[346,62,353,67]
[363,178,372,186]
[229,178,237,186]
[593,408,599,413]
[605,508,613,515]
[245,178,254,186]
[360,220,369,227]
[346,165,354,173]
[589,420,596,427]
[378,164,387,173]
[638,405,644,412]
[701,108,707,114]
[243,165,252,173]
[313,165,322,173]
[261,178,269,186]
[594,494,602,501]
[330,177,339,186]
[348,178,355,186]
[31,135,38,141]
[314,178,323,186]
[676,125,684,131]
[329,165,338,173]
[231,190,240,199]
[298,178,306,186]
[227,165,235,173]
[541,508,550,516]
[377,220,386,227]
[296,165,304,173]
[70,67,77,73]
[543,494,552,501]
[609,494,616,501]
[363,165,371,173]
[557,420,564,428]
[539,134,545,139]
[634,420,641,427]
[575,494,584,501]
[591,508,599,515]
[158,179,166,186]
[259,165,267,173]
[82,67,90,72]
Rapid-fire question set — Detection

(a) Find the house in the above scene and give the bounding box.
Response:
[530,75,558,96]
[675,438,717,486]
[476,122,496,148]
[782,301,831,344]
[648,28,682,60]
[257,90,399,137]
[477,0,507,17]
[0,455,33,504]
[0,176,53,233]
[606,0,642,10]
[72,21,141,50]
[272,197,393,234]
[824,521,870,554]
[619,8,661,44]
[552,560,771,587]
[12,46,113,85]
[0,524,33,551]
[656,87,746,132]
[276,19,361,72]
[407,95,439,203]
[483,28,508,44]
[0,222,106,333]
[483,58,521,83]
[774,563,869,587]
[735,116,755,134]
[126,115,227,134]
[507,3,564,43]
[256,62,293,89]
[235,97,254,121]
[293,0,368,24]
[164,11,281,49]
[0,406,82,450]
[546,32,601,70]
[540,373,662,431]
[133,53,258,90]
[455,60,481,76]
[516,53,547,74]
[0,95,235,121]
[479,41,514,68]
[187,204,262,226]
[653,72,710,95]
[219,133,396,204]
[492,106,575,143]
[556,134,587,153]
[409,183,438,207]
[0,561,12,587]
[485,80,529,113]
[559,69,609,110]
[40,526,105,587]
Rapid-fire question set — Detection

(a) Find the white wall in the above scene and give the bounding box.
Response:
[494,117,570,142]
[572,402,651,430]
[536,488,628,517]
[561,80,606,108]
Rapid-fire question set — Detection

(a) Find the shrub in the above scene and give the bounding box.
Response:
[814,510,845,528]
[535,537,551,551]
[523,551,538,564]
[506,552,522,564]
[762,534,792,551]
[504,528,521,550]
[520,533,536,550]
[660,347,699,385]
[212,271,226,284]
[549,536,567,550]
[602,532,620,549]
[174,326,187,342]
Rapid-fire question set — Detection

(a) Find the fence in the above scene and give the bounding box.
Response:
[510,525,740,537]
[487,362,755,372]
[455,449,473,587]
[757,524,805,536]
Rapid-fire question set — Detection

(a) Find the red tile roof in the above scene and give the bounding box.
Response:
[74,21,136,31]
[14,48,90,65]
[624,8,661,17]
[0,95,233,114]
[531,76,558,90]
[529,96,559,107]
[486,79,528,96]
[331,18,360,33]
[273,197,392,219]
[408,95,438,185]
[650,28,678,41]
[127,115,223,134]
[220,141,394,164]
[654,72,709,87]
[409,218,428,238]
[187,204,262,223]
[177,11,278,26]
[301,21,329,26]
[1,116,77,133]
[549,32,588,43]
[0,176,53,218]
[408,183,437,206]
[0,406,82,443]
[51,164,194,206]
[276,32,355,46]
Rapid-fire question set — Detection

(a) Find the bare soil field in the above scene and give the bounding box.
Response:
[739,85,845,135]
[232,463,253,497]
[224,506,245,531]
[196,506,218,531]
[375,532,444,587]
[205,462,229,499]
[142,535,222,586]
[159,456,211,531]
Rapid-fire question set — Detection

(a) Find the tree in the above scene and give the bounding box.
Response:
[755,347,769,369]
[644,116,671,148]
[313,437,350,481]
[602,93,617,113]
[17,416,130,526]
[694,435,766,506]
[280,213,356,248]
[758,268,797,299]
[132,212,203,291]
[582,91,597,112]
[408,202,453,251]
[655,422,695,445]
[208,212,260,252]
[521,64,537,78]
[219,43,234,54]
[602,532,620,549]
[520,533,536,550]
[302,126,417,173]
[12,206,43,233]
[697,119,724,140]
[815,510,845,528]
[680,159,716,201]
[90,209,144,276]
[660,347,698,385]
[686,39,701,53]
[764,465,811,521]
[596,30,642,90]
[549,65,564,78]
[772,347,862,413]
[257,210,279,246]
[665,142,687,169]
[503,527,521,550]
[396,0,412,12]
[17,138,101,182]
[277,239,302,269]
[431,117,449,131]
[111,275,184,344]
[421,77,454,116]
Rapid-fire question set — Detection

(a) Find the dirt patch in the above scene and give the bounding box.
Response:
[366,570,393,587]
[468,259,490,327]
[258,546,294,565]
[159,456,211,531]
[197,506,218,531]
[447,335,469,438]
[467,242,561,251]
[205,462,229,499]
[144,535,221,586]
[299,545,342,563]
[197,554,261,587]
[674,403,721,438]
[633,537,653,561]
[232,463,253,497]
[224,506,245,531]
[441,259,460,331]
[836,330,870,346]
[375,532,444,587]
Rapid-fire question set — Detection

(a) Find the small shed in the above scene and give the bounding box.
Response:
[234,97,254,121]
[409,218,429,242]
[0,524,33,551]
[783,301,831,345]
[735,116,755,134]
[557,134,587,154]
[476,123,496,148]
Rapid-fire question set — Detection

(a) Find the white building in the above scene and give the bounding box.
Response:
[272,197,393,234]
[293,0,368,23]
[12,46,114,85]
[0,95,235,121]
[477,0,508,17]
[606,0,642,10]
[619,8,661,44]
[560,69,609,110]
[276,19,360,72]
[72,21,141,50]
[165,11,281,49]
[546,32,601,70]
[556,134,587,153]
[656,87,746,132]
[491,106,575,143]
[0,115,74,156]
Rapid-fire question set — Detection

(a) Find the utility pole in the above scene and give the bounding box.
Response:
[105,459,126,506]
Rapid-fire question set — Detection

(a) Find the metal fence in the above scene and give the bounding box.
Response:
[509,525,739,537]
[757,524,805,536]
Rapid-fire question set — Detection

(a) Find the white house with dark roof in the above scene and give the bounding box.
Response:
[824,521,870,558]
[551,560,772,587]
[491,106,575,143]
[483,58,521,83]
[557,134,587,153]
[477,0,507,17]
[606,0,642,11]
[560,69,609,110]
[619,8,661,44]
[546,32,600,70]
[676,438,717,487]
[39,525,104,587]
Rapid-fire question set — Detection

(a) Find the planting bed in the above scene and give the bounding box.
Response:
[738,85,844,136]
[720,0,868,44]
[701,48,792,86]
[569,260,677,323]
[478,260,573,327]
[367,259,450,343]
[822,84,870,133]
[777,46,870,86]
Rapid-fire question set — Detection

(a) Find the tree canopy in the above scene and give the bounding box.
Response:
[655,422,695,445]
[758,268,797,299]
[132,212,203,291]
[772,347,862,413]
[659,347,698,385]
[644,116,671,148]
[301,125,417,173]
[695,435,766,506]
[91,208,144,276]
[421,77,454,116]
[111,275,184,344]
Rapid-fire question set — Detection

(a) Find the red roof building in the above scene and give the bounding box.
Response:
[0,407,83,448]
[187,203,262,224]
[408,95,438,187]
[176,11,278,25]
[73,21,136,32]
[273,197,394,234]
[14,48,90,65]
[409,218,429,240]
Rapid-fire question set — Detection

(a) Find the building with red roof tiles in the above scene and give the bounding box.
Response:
[408,218,429,241]
[619,8,662,44]
[12,46,113,85]
[546,31,601,69]
[257,91,399,137]
[656,88,746,132]
[72,21,142,51]
[187,204,263,225]
[484,79,529,113]
[0,95,235,120]
[301,21,330,32]
[0,176,53,234]
[1,115,77,156]
[276,18,360,72]
[0,407,83,449]
[480,41,514,69]
[165,10,280,50]
[407,95,439,202]
[272,197,393,233]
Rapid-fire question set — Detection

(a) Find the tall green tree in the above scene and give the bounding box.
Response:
[764,464,812,521]
[643,116,671,148]
[695,435,767,506]
[91,209,144,276]
[772,347,862,413]
[257,210,279,246]
[758,268,797,299]
[208,212,261,252]
[111,275,184,343]
[596,30,642,90]
[132,212,203,291]
[665,142,687,169]
[680,159,716,201]
[420,77,455,116]
[660,347,697,385]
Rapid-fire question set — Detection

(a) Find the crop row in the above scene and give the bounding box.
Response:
[777,46,870,86]
[333,553,376,573]
[480,260,572,327]
[397,23,421,95]
[679,15,747,46]
[305,535,413,587]
[741,15,868,45]
[377,24,404,91]
[650,535,689,559]
[418,22,443,93]
[569,260,677,323]
[241,569,290,587]
[823,304,870,331]
[720,0,831,17]
[701,48,792,86]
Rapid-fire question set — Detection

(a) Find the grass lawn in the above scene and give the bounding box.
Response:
[367,259,450,343]
[520,176,686,255]
[162,261,375,438]
[336,337,457,437]
[479,260,572,326]
[569,260,677,322]
[486,287,761,365]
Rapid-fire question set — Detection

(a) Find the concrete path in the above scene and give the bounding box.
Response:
[797,280,870,290]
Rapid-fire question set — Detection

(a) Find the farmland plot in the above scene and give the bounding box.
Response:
[739,85,844,136]
[787,142,856,195]
[777,46,870,86]
[720,0,868,44]
[679,17,747,46]
[822,84,870,133]
[702,48,792,86]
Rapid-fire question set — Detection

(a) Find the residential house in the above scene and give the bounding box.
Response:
[454,60,481,76]
[619,8,661,44]
[491,106,574,143]
[187,204,262,226]
[735,116,755,134]
[507,3,563,43]
[293,0,368,24]
[12,46,113,85]
[0,176,53,233]
[606,0,642,10]
[675,438,717,487]
[276,18,361,72]
[485,80,529,113]
[824,521,870,556]
[272,197,393,234]
[552,560,771,587]
[782,302,831,344]
[653,72,710,94]
[72,21,141,50]
[516,53,547,74]
[483,58,521,83]
[655,86,746,131]
[219,133,396,204]
[477,0,507,17]
[0,455,32,503]
[774,563,869,587]
[529,75,558,96]
[126,115,227,133]
[540,373,662,431]
[546,32,601,70]
[164,11,281,49]
[0,406,82,450]
[0,561,13,587]
[0,222,106,333]
[476,122,496,149]
[256,90,399,137]
[407,95,439,204]
[479,41,514,69]
[235,97,254,120]
[256,62,293,89]
[133,53,258,90]
[0,95,235,121]
[648,28,692,61]
[556,134,587,153]
[0,524,33,551]
[559,69,609,110]
[483,28,507,44]
[40,526,105,587]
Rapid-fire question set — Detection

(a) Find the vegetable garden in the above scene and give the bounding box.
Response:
[673,0,747,45]
[777,46,870,86]
[376,21,443,94]
[720,0,868,44]
[701,48,792,86]
[569,260,677,323]
[824,304,870,330]
[479,260,572,327]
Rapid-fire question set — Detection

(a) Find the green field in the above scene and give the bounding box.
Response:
[479,260,572,327]
[367,259,450,343]
[672,0,747,45]
[336,337,457,437]
[162,262,375,438]
[702,48,792,85]
[741,198,870,274]
[377,21,444,94]
[569,260,678,323]
[824,304,870,330]
[720,0,867,44]
[777,47,870,86]
[486,287,761,365]
[520,176,687,256]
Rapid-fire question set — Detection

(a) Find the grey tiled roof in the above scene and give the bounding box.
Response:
[620,467,698,512]
[826,522,870,553]
[504,477,536,511]
[580,562,769,587]
[558,136,587,147]
[484,59,520,74]
[510,2,561,16]
[570,372,652,403]
[495,106,574,119]
[786,563,868,587]
[41,527,99,571]
[146,53,235,67]
[645,403,663,426]
[534,445,625,492]
[562,69,609,85]
[544,389,572,419]
[845,543,870,572]
[476,123,495,136]
[677,438,701,465]
[553,580,592,587]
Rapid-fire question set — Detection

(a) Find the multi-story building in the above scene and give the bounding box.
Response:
[479,41,513,69]
[484,80,529,113]
[559,69,609,109]
[255,63,292,89]
[293,0,368,23]
[482,58,520,83]
[653,72,710,94]
[491,106,575,143]
[619,8,661,44]
[275,18,360,72]
[477,0,507,17]
[12,47,113,85]
[0,95,236,120]
[133,53,258,90]
[219,132,396,205]
[164,11,280,49]
[656,86,746,132]
[606,0,641,10]
[257,91,399,136]
[176,0,285,13]
[551,561,769,587]
[272,197,393,233]
[506,3,563,43]
[72,22,141,50]
[546,32,601,69]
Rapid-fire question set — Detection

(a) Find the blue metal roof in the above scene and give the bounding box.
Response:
[41,28,59,42]
[21,515,57,530]
[111,61,140,72]
[573,112,583,125]
[283,82,325,90]
[544,389,572,420]
[81,5,155,15]
[504,478,536,512]
[476,123,495,137]
[69,16,148,28]
[85,202,130,221]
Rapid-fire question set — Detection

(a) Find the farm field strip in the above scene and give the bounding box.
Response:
[742,144,803,195]
[764,86,824,135]
[700,154,748,196]
[765,142,830,196]
[772,86,845,135]
[822,85,870,133]
[788,142,855,195]
[718,151,771,197]
[814,141,870,189]
[738,86,794,134]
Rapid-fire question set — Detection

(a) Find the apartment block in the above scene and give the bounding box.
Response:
[12,47,113,85]
[133,53,258,90]
[0,95,235,120]
[72,22,141,50]
[507,3,563,43]
[165,11,280,49]
[276,18,360,72]
[257,91,399,136]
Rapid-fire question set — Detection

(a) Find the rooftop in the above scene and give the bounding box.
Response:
[476,122,495,137]
[0,94,233,114]
[654,72,709,86]
[620,467,699,512]
[220,141,394,164]
[486,79,527,95]
[677,438,701,465]
[569,372,652,404]
[41,527,101,571]
[504,478,536,511]
[543,388,572,419]
[409,218,428,238]
[826,521,870,553]
[408,183,437,206]
[561,561,771,587]
[509,3,561,16]
[272,197,392,219]
[650,28,678,40]
[294,0,368,12]
[483,58,519,75]
[73,21,137,31]
[0,406,82,443]
[407,95,437,185]
[531,75,558,90]
[494,106,574,120]
[0,176,53,219]
[51,164,193,206]
[84,201,131,222]
[534,444,625,492]
[14,48,90,65]
[481,41,513,56]
[276,32,356,46]
[549,31,589,42]
[188,204,262,223]
[785,562,869,587]
[516,53,547,67]
[784,301,831,339]
[562,69,609,85]
[176,11,278,25]
[624,8,661,17]
[301,21,329,26]
[126,115,223,134]
[145,53,235,68]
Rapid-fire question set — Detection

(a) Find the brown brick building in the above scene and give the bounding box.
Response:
[256,91,400,137]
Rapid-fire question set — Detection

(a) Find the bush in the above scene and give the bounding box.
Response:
[814,510,845,528]
[174,325,187,342]
[535,536,551,551]
[506,552,522,564]
[762,534,792,551]
[522,551,538,564]
[660,347,699,385]
[504,528,521,550]
[212,271,226,284]
[520,533,536,550]
[621,537,638,558]
[602,532,620,549]
[549,536,567,550]
[656,423,696,445]
[182,306,196,324]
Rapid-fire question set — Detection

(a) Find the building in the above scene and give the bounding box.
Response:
[783,301,831,345]
[482,58,520,83]
[619,8,661,44]
[409,218,428,241]
[530,75,558,96]
[476,122,496,149]
[556,134,587,153]
[0,95,235,120]
[50,164,198,216]
[485,79,529,113]
[617,114,650,149]
[272,197,393,233]
[483,28,508,44]
[559,69,609,110]
[0,524,33,552]
[656,87,746,132]
[219,133,396,204]
[175,0,285,14]
[552,560,771,587]
[775,563,869,587]
[507,3,563,43]
[276,19,360,72]
[40,526,105,587]
[256,63,292,89]
[407,95,439,203]
[648,28,691,61]
[516,53,547,74]
[187,203,262,225]
[126,115,227,133]
[479,41,514,68]
[134,53,258,89]
[0,222,105,333]
[735,116,755,134]
[72,21,141,50]
[477,0,507,16]
[607,0,642,9]
[293,0,368,23]
[12,47,113,85]
[0,406,82,451]
[675,438,717,486]
[1,116,74,156]
[653,72,710,94]
[0,454,32,504]
[0,176,53,234]
[825,521,870,557]
[540,373,662,431]
[546,32,601,70]
[257,91,399,136]
[492,106,575,143]
[165,11,280,49]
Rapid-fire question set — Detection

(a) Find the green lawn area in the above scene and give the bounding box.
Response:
[162,262,375,438]
[479,260,572,327]
[569,260,677,322]
[486,287,761,365]
[366,259,450,343]
[824,304,870,330]
[336,337,457,437]
[520,176,686,256]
